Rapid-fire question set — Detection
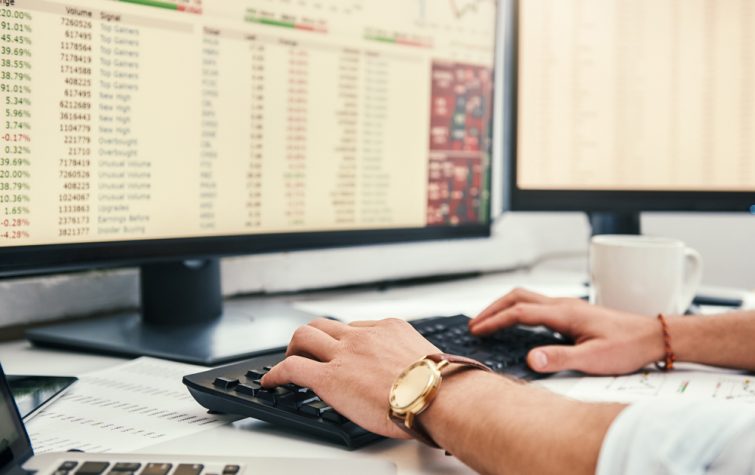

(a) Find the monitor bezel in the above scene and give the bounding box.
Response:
[0,225,490,277]
[504,0,755,213]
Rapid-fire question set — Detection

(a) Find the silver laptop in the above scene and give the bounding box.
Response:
[0,364,395,475]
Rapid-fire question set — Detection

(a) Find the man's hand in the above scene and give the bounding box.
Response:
[261,318,440,439]
[469,288,667,375]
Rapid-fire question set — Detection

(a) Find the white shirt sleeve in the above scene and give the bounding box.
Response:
[596,399,755,475]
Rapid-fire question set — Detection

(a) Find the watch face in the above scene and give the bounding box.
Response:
[391,362,435,410]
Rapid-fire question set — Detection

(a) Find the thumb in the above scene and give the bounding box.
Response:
[527,345,593,373]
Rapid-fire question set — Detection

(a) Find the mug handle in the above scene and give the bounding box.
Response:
[679,248,704,314]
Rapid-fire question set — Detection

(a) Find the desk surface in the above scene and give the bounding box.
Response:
[1,269,752,475]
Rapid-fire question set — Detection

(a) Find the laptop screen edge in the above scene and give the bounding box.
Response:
[0,364,34,475]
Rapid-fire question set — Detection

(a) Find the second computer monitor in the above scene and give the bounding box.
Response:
[506,0,755,222]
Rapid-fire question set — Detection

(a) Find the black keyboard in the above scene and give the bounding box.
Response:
[413,314,570,380]
[183,314,571,450]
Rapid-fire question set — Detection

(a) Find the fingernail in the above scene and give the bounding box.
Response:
[532,351,548,370]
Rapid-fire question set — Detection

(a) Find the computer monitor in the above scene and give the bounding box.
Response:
[0,0,498,364]
[504,0,755,234]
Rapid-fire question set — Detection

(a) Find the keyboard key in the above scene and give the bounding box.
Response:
[263,365,274,371]
[112,464,141,472]
[246,369,266,379]
[254,389,276,406]
[76,463,110,475]
[322,408,345,424]
[213,377,239,390]
[257,386,293,407]
[142,464,172,475]
[59,462,79,471]
[277,388,318,410]
[234,382,261,396]
[275,390,298,408]
[300,400,331,417]
[297,395,320,409]
[275,386,292,396]
[108,464,140,475]
[174,464,204,475]
[222,465,240,475]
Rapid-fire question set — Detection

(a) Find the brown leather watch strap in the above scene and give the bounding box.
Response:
[389,411,442,448]
[425,353,493,373]
[389,354,492,450]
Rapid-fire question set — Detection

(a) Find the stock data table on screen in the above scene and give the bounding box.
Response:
[0,0,497,246]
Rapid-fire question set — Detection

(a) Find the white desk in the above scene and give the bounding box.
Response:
[1,269,752,474]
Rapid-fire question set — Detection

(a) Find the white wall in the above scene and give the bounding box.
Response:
[644,214,755,289]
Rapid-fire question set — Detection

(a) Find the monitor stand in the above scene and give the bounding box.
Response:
[26,259,316,365]
[587,211,641,236]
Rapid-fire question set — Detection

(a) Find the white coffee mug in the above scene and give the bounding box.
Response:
[590,235,703,316]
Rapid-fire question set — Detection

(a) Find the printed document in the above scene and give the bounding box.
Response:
[26,357,236,453]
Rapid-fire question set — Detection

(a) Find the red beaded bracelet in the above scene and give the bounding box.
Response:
[655,314,676,372]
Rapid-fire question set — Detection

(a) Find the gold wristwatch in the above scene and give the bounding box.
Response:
[388,353,491,448]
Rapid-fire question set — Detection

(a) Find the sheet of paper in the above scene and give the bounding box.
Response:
[26,357,236,454]
[566,369,755,404]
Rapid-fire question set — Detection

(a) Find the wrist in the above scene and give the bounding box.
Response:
[638,316,669,365]
[418,370,514,448]
[388,355,492,448]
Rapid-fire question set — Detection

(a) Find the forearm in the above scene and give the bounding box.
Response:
[668,310,755,370]
[420,371,625,475]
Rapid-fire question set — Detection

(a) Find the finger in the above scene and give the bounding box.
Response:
[261,356,325,388]
[286,325,340,361]
[527,343,599,374]
[469,302,571,336]
[472,289,552,327]
[308,318,351,339]
[349,320,378,328]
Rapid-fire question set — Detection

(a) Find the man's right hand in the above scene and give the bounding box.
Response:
[469,288,667,375]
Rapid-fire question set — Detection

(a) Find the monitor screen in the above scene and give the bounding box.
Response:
[0,0,497,249]
[513,0,755,199]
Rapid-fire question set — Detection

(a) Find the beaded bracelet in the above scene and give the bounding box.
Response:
[655,314,676,372]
